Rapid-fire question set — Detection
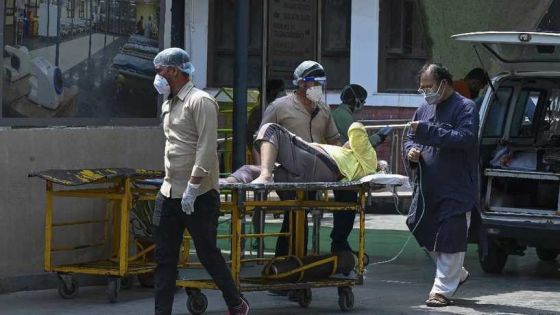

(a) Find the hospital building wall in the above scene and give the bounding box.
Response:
[0,126,164,292]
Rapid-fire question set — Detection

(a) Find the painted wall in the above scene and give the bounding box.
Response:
[421,0,553,79]
[135,3,157,23]
[0,127,164,291]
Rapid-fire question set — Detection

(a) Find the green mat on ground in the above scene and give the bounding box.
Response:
[206,221,429,261]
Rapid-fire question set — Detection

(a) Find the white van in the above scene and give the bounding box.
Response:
[453,31,560,273]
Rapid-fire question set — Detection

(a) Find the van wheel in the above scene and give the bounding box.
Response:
[536,248,559,261]
[478,239,508,273]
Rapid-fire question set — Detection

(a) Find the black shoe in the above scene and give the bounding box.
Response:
[227,297,249,315]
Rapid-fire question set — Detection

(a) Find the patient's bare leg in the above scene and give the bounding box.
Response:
[251,141,277,183]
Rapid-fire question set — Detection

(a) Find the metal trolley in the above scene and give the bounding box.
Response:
[176,179,401,314]
[30,168,162,302]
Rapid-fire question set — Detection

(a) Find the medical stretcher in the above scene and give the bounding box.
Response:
[30,168,407,309]
[176,174,408,314]
[30,168,163,302]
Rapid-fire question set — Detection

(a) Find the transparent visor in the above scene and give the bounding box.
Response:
[302,76,327,104]
[302,76,327,83]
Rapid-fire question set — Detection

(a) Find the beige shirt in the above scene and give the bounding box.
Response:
[160,81,220,198]
[260,93,339,143]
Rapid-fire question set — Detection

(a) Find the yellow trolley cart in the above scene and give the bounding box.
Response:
[30,168,163,302]
[177,176,407,314]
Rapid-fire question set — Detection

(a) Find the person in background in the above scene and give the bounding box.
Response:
[330,84,393,253]
[144,16,153,38]
[332,84,392,149]
[136,16,144,35]
[259,60,340,260]
[453,67,489,100]
[404,63,479,307]
[151,48,249,315]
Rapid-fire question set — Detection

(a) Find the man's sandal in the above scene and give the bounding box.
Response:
[425,293,450,307]
[457,271,470,292]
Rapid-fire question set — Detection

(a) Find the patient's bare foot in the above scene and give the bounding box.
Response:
[251,176,273,184]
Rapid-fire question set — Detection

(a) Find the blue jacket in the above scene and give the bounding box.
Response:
[403,92,480,252]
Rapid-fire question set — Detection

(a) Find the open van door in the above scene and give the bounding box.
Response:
[452,31,560,72]
[452,31,560,274]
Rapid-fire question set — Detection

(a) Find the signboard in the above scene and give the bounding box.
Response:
[267,0,317,84]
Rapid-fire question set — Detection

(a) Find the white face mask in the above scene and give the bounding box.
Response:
[421,81,445,105]
[306,85,323,103]
[153,74,170,95]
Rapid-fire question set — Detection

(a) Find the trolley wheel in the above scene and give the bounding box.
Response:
[138,272,154,288]
[186,289,208,315]
[296,288,312,308]
[353,251,370,267]
[338,286,354,312]
[57,277,79,299]
[363,252,370,267]
[120,276,134,290]
[106,277,121,303]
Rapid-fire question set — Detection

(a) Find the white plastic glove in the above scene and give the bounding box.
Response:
[181,182,201,215]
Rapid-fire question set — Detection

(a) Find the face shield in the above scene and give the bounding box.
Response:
[301,76,327,105]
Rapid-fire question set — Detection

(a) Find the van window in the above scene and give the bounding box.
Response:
[510,89,545,138]
[541,89,560,141]
[483,87,513,137]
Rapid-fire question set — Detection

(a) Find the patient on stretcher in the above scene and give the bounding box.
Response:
[220,122,381,184]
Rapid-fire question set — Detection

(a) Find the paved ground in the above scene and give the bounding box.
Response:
[1,214,559,315]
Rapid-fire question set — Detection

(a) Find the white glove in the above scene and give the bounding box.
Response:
[181,182,201,215]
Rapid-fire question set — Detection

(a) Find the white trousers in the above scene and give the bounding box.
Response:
[428,212,471,298]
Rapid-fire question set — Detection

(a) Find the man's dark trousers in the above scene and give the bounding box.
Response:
[274,191,313,256]
[331,190,357,252]
[153,190,241,315]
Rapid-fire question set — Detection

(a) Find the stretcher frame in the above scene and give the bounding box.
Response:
[176,180,392,313]
[32,168,403,310]
[31,169,163,302]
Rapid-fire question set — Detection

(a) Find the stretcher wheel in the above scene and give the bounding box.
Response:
[138,272,154,288]
[363,252,370,266]
[296,288,312,308]
[338,286,354,312]
[186,289,208,315]
[120,276,134,289]
[106,277,121,303]
[57,277,79,299]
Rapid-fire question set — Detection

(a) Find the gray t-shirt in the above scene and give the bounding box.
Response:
[260,93,339,143]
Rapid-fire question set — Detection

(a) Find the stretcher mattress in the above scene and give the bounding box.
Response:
[29,168,164,186]
[112,53,156,77]
[220,173,410,190]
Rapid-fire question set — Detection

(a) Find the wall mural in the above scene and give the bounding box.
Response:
[2,0,161,119]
